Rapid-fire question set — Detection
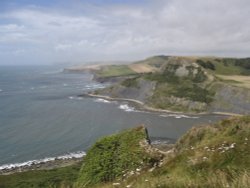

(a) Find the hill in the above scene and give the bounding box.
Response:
[88,56,250,114]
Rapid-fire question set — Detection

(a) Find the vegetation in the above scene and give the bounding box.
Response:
[0,162,81,188]
[76,126,159,187]
[121,77,139,88]
[135,55,169,69]
[196,59,216,70]
[142,63,213,111]
[1,116,250,188]
[90,116,250,188]
[196,58,250,75]
[95,65,136,78]
[92,56,250,113]
[149,116,250,188]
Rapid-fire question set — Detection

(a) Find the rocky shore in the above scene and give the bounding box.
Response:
[80,93,240,117]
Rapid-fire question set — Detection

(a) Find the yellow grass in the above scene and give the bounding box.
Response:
[217,75,250,88]
[128,64,156,73]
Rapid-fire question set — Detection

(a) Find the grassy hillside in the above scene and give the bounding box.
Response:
[91,116,250,188]
[76,126,162,187]
[94,65,136,78]
[196,57,250,75]
[0,163,81,188]
[92,56,250,113]
[92,56,250,79]
[0,116,249,188]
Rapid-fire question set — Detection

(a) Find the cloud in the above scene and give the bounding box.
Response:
[0,0,250,65]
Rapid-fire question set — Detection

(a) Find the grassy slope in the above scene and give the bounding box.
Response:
[92,116,250,188]
[95,65,136,78]
[93,56,169,78]
[76,126,161,187]
[94,56,250,78]
[0,116,249,188]
[0,163,81,188]
[94,56,250,113]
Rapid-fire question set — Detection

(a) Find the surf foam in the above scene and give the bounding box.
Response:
[95,98,111,103]
[0,151,86,171]
[69,96,83,100]
[119,104,136,112]
[160,114,199,119]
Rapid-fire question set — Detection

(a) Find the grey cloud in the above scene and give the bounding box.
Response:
[0,0,250,65]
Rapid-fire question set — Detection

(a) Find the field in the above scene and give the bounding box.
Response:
[95,65,136,77]
[217,75,250,89]
[128,63,156,73]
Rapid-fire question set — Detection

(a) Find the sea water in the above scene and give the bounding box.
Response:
[0,65,227,168]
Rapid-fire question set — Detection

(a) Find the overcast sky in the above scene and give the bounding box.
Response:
[0,0,250,65]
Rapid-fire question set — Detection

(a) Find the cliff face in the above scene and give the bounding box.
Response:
[91,56,250,114]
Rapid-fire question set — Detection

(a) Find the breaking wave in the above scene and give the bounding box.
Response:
[160,114,199,119]
[0,151,86,171]
[118,104,136,112]
[68,96,83,100]
[95,98,111,103]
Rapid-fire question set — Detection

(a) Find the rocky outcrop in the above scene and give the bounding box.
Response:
[209,84,250,114]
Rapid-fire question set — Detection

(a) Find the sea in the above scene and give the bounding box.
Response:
[0,65,227,170]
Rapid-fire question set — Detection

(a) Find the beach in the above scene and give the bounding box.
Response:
[82,93,240,117]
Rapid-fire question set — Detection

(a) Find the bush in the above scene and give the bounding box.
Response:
[76,127,154,186]
[196,60,216,70]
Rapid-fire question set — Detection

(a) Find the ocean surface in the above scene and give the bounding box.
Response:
[0,66,227,168]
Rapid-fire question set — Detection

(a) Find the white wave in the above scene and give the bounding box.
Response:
[160,114,199,119]
[69,96,74,100]
[63,83,68,87]
[119,104,135,112]
[69,96,83,100]
[95,98,111,103]
[84,84,106,90]
[0,151,86,171]
[0,89,2,92]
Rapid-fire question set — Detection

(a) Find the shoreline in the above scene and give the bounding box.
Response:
[0,139,174,175]
[0,151,86,175]
[81,93,242,117]
[0,158,83,175]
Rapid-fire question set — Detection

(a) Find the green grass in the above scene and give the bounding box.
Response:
[91,116,250,188]
[134,55,169,69]
[1,116,250,188]
[143,64,214,112]
[196,58,250,75]
[95,65,136,78]
[121,77,139,88]
[0,163,81,188]
[76,126,159,187]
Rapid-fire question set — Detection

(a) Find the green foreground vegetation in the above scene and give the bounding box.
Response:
[1,116,250,188]
[0,163,81,188]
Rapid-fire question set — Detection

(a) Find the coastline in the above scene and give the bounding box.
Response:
[0,158,83,175]
[0,152,85,175]
[81,93,242,117]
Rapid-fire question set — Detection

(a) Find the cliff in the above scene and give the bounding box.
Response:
[89,56,250,114]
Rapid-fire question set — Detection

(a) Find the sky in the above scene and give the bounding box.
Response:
[0,0,250,65]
